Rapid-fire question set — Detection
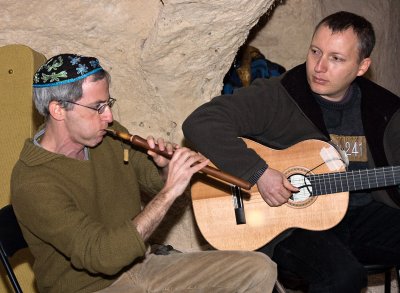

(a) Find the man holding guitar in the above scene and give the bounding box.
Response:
[183,11,400,293]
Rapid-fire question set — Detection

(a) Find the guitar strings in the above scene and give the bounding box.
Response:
[301,157,347,196]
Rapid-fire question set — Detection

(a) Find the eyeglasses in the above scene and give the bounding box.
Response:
[64,97,116,114]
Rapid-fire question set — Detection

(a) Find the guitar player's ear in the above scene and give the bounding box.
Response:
[357,57,371,77]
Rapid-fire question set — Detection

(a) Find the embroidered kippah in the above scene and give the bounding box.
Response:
[33,54,103,88]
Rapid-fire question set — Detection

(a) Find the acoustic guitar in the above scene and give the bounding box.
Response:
[190,138,400,251]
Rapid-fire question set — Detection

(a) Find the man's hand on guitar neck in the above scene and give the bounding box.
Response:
[257,168,299,207]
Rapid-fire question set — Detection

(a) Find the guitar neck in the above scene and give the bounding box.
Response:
[310,166,400,196]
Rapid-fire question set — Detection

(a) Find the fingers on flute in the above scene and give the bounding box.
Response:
[146,136,176,154]
[146,136,156,149]
[173,149,209,171]
[164,141,176,154]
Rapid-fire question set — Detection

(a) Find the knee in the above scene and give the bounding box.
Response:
[246,251,277,275]
[246,252,277,291]
[251,251,277,269]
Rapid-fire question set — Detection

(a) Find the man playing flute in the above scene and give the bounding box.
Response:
[11,54,277,293]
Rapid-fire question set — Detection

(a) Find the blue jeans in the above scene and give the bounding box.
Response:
[266,201,400,293]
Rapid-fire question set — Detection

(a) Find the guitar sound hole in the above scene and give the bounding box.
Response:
[289,174,312,201]
[285,168,317,208]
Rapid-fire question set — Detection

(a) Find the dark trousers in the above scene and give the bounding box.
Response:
[266,200,400,293]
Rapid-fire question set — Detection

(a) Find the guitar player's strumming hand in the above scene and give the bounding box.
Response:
[256,167,299,206]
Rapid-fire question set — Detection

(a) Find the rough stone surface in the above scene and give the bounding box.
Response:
[139,0,278,142]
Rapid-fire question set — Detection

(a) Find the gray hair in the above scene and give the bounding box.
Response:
[33,70,110,118]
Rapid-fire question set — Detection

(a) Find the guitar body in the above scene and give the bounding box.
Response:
[191,138,349,251]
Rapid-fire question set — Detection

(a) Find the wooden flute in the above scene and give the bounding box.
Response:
[106,128,252,190]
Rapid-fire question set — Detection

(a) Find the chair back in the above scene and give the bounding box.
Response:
[0,44,46,206]
[0,44,46,293]
[0,205,28,293]
[0,205,27,257]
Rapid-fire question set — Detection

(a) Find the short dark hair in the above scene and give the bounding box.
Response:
[314,11,375,61]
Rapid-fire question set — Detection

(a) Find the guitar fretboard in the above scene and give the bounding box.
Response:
[309,166,400,196]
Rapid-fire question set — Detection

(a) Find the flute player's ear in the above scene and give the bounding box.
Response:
[48,101,66,121]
